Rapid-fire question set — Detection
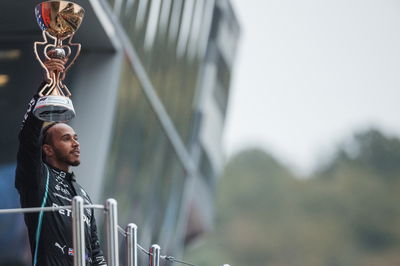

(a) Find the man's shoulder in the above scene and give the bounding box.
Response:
[73,181,93,203]
[15,161,47,191]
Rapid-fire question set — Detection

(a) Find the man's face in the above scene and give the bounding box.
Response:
[46,123,81,166]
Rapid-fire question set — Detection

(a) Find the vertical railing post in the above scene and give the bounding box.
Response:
[72,196,85,266]
[105,199,119,266]
[126,223,138,266]
[149,244,160,266]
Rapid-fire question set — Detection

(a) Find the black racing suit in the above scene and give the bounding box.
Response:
[15,93,107,265]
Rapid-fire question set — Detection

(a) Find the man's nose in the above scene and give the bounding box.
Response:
[72,139,80,147]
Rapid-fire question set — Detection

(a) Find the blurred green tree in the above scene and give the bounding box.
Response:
[184,129,400,266]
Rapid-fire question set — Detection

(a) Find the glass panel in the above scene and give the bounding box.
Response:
[116,0,203,148]
[103,58,187,253]
[107,0,116,10]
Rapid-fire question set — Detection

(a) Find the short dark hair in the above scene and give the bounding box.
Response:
[40,122,59,146]
[40,122,60,160]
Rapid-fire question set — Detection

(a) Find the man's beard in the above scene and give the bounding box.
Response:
[55,149,80,166]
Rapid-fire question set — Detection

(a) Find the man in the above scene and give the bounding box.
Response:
[15,58,107,265]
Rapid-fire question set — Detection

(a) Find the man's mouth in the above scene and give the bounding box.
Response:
[71,150,80,156]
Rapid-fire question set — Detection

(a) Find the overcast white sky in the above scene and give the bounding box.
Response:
[223,0,400,175]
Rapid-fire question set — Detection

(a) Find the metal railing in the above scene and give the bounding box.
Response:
[0,196,230,266]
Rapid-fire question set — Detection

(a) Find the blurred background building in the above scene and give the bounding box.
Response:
[0,0,239,264]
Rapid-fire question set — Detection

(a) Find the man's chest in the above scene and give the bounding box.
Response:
[47,175,93,224]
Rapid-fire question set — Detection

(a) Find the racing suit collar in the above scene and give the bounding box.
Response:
[45,163,76,181]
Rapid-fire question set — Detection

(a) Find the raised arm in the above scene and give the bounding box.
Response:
[15,90,44,190]
[15,59,67,191]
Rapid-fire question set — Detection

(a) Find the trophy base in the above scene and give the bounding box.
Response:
[33,95,75,122]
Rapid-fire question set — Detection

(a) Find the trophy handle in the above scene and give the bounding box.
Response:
[61,35,81,82]
[34,30,56,96]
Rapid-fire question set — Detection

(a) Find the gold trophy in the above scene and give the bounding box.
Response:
[33,0,85,121]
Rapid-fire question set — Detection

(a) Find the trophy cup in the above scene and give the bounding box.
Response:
[33,0,85,122]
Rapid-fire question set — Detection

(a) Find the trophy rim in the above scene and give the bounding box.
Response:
[34,0,85,13]
[35,0,85,40]
[33,95,75,122]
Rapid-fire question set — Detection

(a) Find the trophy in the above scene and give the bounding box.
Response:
[33,0,85,122]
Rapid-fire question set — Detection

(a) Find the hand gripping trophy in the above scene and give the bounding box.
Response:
[33,0,85,122]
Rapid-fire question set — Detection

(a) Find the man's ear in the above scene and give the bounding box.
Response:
[42,144,54,157]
